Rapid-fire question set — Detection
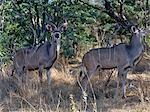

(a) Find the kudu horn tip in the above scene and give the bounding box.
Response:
[63,19,68,25]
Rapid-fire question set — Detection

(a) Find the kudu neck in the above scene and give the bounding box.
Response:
[130,34,143,48]
[128,33,144,62]
[48,37,59,59]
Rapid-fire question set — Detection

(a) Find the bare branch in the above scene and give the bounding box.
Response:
[42,6,46,32]
[34,4,40,41]
[118,0,125,19]
[78,0,135,31]
[104,0,135,31]
[28,7,36,46]
[40,3,47,42]
[145,0,150,28]
[78,0,103,11]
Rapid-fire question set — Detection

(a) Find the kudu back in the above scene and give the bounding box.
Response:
[80,26,149,98]
[12,21,67,85]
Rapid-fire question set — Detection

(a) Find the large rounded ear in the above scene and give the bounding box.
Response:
[140,29,150,37]
[131,26,138,34]
[59,20,68,32]
[46,22,56,32]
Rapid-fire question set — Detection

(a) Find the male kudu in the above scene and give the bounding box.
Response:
[80,26,149,98]
[12,21,67,85]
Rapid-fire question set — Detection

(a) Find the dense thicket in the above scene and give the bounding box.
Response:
[0,0,150,61]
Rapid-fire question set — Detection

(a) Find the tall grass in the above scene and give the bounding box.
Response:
[0,58,150,112]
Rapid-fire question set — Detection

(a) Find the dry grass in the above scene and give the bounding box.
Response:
[0,56,150,112]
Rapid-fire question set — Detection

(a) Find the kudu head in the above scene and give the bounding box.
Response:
[131,26,150,42]
[46,20,68,54]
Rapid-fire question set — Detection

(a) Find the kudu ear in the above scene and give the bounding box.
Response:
[59,20,68,32]
[140,29,150,37]
[131,26,150,37]
[46,22,57,32]
[131,26,139,34]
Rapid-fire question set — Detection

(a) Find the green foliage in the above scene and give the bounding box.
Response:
[0,0,149,61]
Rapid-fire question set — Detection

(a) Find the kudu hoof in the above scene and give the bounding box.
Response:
[122,95,126,99]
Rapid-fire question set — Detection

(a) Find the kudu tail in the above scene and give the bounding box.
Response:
[79,63,101,81]
[77,62,100,93]
[76,62,87,92]
[78,62,87,82]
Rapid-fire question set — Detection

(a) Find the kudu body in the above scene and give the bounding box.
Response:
[12,21,67,85]
[80,27,148,98]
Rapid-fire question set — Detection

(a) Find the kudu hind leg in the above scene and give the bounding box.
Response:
[81,75,89,92]
[21,66,28,85]
[78,66,88,91]
[11,65,15,76]
[81,69,95,92]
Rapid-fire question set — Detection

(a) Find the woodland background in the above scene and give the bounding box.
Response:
[0,0,150,112]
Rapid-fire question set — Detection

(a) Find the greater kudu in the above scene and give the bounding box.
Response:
[12,21,67,85]
[80,26,149,98]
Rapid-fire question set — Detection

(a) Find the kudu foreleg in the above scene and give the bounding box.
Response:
[46,69,51,86]
[39,67,43,84]
[115,70,127,99]
[115,72,121,99]
[121,72,127,98]
[18,66,27,90]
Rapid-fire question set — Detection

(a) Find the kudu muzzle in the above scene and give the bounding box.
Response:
[53,32,61,56]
